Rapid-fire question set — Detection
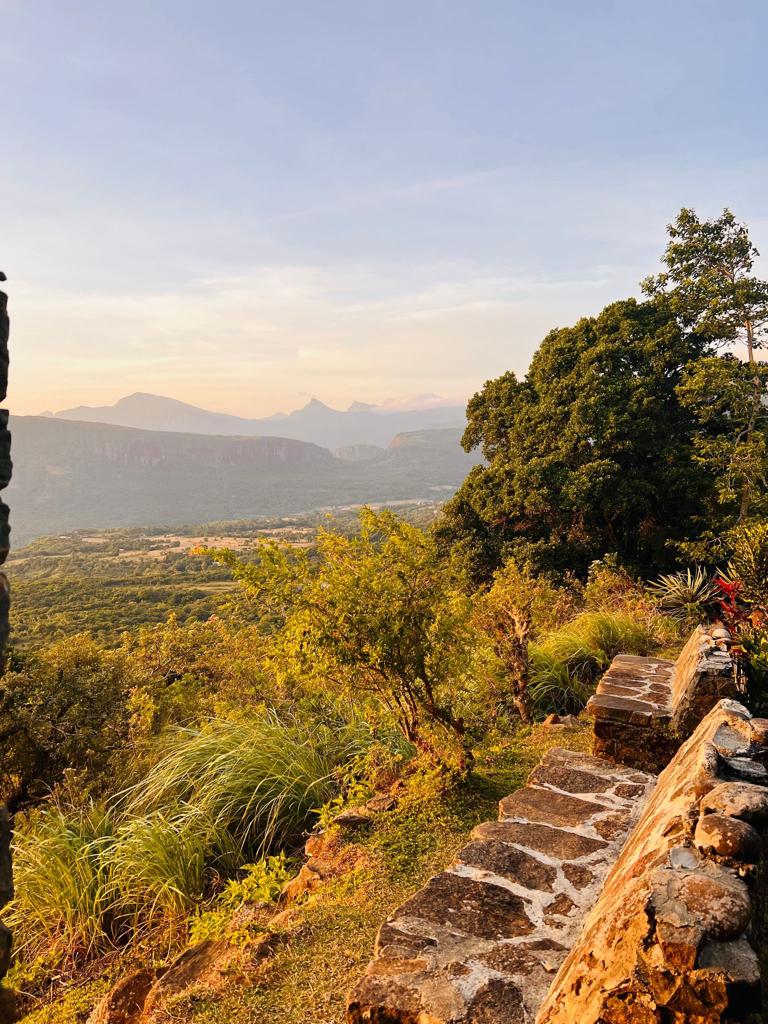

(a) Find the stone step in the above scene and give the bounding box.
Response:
[589,626,740,772]
[346,747,655,1024]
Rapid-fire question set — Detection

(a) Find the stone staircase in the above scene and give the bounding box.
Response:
[348,748,654,1022]
[347,628,768,1023]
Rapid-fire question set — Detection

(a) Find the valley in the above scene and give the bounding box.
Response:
[6,415,476,545]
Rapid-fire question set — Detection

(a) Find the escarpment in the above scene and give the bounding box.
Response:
[348,626,768,1023]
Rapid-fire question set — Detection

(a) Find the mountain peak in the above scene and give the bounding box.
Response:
[299,398,335,413]
[348,401,377,413]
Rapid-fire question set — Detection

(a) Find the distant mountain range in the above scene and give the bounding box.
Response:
[8,416,479,544]
[48,393,466,451]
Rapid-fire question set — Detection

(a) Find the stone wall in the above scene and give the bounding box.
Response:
[590,625,740,773]
[537,699,768,1024]
[0,273,13,1023]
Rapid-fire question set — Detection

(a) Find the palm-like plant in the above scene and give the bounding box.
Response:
[647,568,719,618]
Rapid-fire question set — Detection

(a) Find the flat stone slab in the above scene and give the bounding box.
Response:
[346,747,655,1024]
[589,655,674,725]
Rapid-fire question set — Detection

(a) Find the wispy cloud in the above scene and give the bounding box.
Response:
[9,258,637,417]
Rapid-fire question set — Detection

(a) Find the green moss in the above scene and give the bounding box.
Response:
[16,976,111,1024]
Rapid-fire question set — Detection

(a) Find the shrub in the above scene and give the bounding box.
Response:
[189,854,294,944]
[0,635,133,809]
[529,612,653,715]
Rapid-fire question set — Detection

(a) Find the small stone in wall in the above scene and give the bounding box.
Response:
[694,812,761,862]
[699,780,768,826]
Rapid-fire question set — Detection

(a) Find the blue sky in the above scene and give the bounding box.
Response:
[2,0,767,415]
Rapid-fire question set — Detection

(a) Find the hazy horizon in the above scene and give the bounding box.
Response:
[3,0,767,418]
[39,389,467,420]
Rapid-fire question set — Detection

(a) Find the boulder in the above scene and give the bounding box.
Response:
[87,969,160,1024]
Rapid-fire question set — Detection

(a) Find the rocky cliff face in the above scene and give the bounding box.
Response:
[6,418,479,544]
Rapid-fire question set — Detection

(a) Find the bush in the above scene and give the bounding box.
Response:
[0,635,133,809]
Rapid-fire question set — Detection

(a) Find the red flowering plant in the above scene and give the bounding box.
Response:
[714,576,768,714]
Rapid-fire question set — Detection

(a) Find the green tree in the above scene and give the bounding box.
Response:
[643,208,768,521]
[436,298,711,582]
[0,635,132,810]
[204,509,476,769]
[676,356,768,553]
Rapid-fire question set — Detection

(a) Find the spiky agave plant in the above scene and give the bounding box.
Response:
[647,568,719,618]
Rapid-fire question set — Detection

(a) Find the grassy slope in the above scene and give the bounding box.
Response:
[176,723,592,1024]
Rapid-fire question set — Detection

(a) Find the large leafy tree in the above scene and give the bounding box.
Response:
[642,207,768,360]
[643,208,768,524]
[435,297,713,582]
[676,356,768,557]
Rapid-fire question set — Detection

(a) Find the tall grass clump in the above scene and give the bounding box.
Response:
[7,804,117,960]
[123,713,369,856]
[530,611,653,715]
[6,713,370,961]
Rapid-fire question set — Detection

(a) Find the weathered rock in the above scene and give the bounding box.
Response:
[542,713,580,730]
[87,969,161,1024]
[699,779,768,825]
[694,811,761,862]
[333,807,373,829]
[281,861,324,903]
[365,793,397,813]
[285,829,370,904]
[347,747,654,1023]
[141,939,235,1018]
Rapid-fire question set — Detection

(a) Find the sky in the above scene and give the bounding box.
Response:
[1,0,767,417]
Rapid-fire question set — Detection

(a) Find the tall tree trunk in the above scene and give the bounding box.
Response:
[739,319,760,523]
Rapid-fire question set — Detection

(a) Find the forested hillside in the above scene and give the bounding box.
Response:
[6,419,475,544]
